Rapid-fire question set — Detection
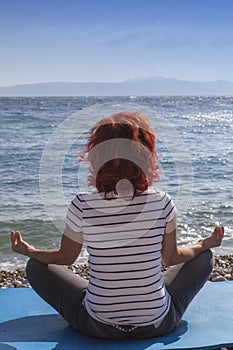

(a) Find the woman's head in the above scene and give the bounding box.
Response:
[80,112,160,197]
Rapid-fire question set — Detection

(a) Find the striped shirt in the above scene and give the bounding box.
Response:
[65,187,176,327]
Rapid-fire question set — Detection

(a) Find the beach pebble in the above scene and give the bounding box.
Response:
[211,275,227,282]
[213,268,226,276]
[12,280,22,288]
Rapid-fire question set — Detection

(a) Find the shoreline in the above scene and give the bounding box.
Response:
[0,254,233,288]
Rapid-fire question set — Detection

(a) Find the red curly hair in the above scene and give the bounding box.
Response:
[80,112,160,198]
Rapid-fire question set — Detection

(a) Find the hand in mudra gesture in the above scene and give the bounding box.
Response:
[11,230,34,256]
[200,226,224,249]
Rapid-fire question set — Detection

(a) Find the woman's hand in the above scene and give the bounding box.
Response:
[202,225,224,249]
[11,226,83,265]
[11,230,35,256]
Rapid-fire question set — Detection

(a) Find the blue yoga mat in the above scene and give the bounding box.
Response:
[0,281,232,350]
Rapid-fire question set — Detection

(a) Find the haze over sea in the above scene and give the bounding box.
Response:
[0,96,232,270]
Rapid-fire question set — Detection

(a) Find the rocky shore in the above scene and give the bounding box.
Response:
[1,255,233,288]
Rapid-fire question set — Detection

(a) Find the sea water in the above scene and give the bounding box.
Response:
[0,96,232,270]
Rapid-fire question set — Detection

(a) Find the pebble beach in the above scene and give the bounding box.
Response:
[1,254,233,289]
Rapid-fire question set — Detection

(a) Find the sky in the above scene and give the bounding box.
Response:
[1,0,233,85]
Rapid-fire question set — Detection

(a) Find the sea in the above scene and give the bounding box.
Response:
[0,96,233,270]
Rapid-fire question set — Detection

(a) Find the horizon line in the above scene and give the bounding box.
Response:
[1,76,233,88]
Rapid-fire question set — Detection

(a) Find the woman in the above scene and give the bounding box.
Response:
[11,112,224,339]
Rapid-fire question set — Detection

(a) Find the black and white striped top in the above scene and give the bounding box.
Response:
[65,187,176,327]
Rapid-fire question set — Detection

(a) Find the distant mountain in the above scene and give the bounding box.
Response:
[1,77,233,96]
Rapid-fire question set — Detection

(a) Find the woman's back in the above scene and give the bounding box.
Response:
[66,188,176,326]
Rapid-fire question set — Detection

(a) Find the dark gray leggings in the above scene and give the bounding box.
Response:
[26,249,213,339]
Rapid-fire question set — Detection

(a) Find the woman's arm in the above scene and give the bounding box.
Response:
[162,225,224,266]
[11,225,83,265]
